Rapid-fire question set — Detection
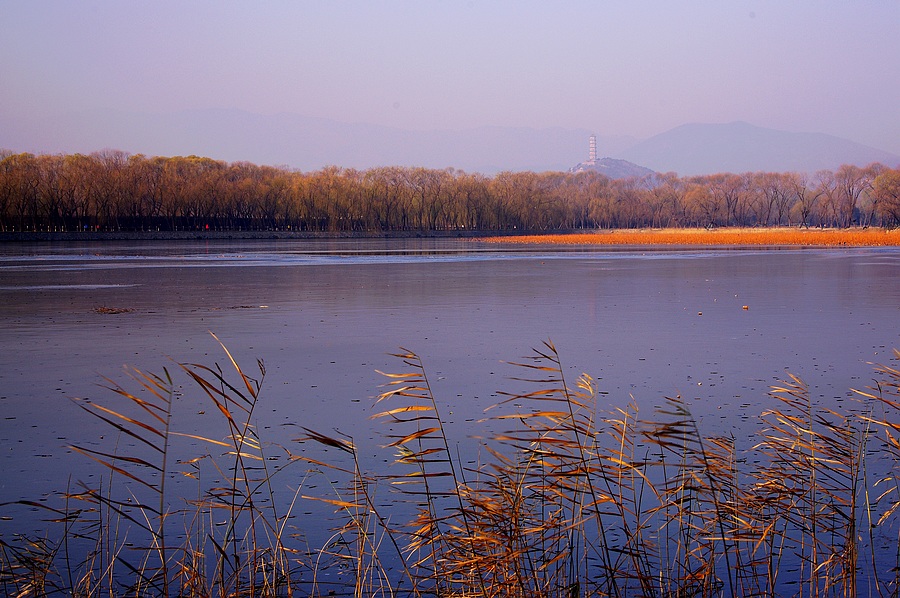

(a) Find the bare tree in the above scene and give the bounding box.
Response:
[816,170,840,227]
[786,172,824,228]
[873,168,900,226]
[857,163,886,227]
[834,164,869,227]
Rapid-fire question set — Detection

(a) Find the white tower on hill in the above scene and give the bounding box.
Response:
[588,134,597,164]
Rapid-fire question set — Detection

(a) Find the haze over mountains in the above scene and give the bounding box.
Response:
[2,109,897,176]
[619,121,900,176]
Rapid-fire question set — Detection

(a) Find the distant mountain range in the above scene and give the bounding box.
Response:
[1,110,897,176]
[617,121,900,176]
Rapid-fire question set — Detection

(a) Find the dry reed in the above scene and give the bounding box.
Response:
[2,340,899,597]
[483,227,900,247]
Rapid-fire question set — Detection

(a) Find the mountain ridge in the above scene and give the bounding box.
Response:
[0,108,636,174]
[617,121,899,176]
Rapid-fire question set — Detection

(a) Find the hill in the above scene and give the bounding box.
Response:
[570,157,656,179]
[617,121,900,176]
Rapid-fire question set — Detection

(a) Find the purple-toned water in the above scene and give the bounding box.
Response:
[1,238,898,589]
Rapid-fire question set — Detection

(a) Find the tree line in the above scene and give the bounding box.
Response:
[1,149,898,232]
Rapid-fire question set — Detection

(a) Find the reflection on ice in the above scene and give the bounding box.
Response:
[0,284,141,290]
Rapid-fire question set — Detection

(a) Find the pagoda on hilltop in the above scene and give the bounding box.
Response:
[570,134,656,180]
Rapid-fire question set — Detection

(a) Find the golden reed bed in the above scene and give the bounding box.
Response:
[484,227,900,247]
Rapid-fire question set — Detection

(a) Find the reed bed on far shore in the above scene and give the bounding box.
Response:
[483,227,900,247]
[2,340,900,597]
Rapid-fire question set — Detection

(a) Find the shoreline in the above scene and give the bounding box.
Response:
[1,227,898,246]
[0,229,505,243]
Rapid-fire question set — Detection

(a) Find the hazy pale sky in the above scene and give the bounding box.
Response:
[2,1,899,154]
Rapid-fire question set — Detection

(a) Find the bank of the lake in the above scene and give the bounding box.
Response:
[484,227,900,246]
[0,229,499,242]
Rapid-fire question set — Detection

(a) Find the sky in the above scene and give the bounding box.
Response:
[1,1,899,157]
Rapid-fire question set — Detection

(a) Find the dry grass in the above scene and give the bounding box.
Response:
[2,339,900,597]
[93,306,135,314]
[483,227,900,247]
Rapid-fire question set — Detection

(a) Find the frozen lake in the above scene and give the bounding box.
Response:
[1,238,899,585]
